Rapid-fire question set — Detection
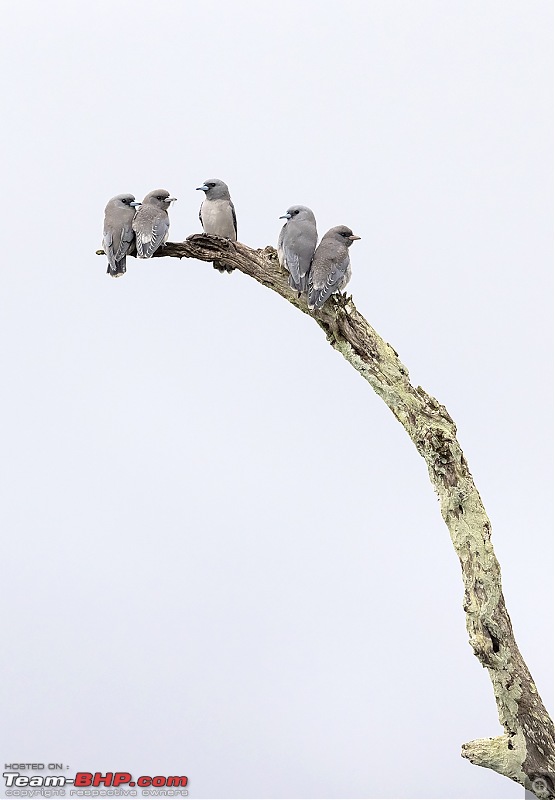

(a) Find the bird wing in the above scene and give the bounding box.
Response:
[282,244,302,289]
[294,225,318,291]
[103,226,130,276]
[230,200,238,239]
[308,248,350,309]
[103,228,116,270]
[113,221,135,263]
[134,208,169,258]
[277,225,286,268]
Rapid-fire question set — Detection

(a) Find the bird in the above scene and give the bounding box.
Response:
[197,178,237,240]
[132,189,176,259]
[307,226,361,311]
[197,178,237,273]
[102,193,140,277]
[277,205,318,293]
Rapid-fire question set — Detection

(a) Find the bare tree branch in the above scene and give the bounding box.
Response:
[99,234,555,798]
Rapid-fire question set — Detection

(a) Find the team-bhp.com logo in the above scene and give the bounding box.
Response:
[3,771,188,796]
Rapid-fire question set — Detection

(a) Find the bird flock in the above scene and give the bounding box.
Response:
[102,179,360,311]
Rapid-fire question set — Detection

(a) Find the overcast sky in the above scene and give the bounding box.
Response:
[0,2,552,799]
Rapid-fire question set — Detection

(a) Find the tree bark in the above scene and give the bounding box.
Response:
[104,235,555,798]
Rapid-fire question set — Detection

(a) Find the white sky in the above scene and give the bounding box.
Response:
[0,1,552,798]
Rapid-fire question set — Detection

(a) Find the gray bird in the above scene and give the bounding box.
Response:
[307,226,361,311]
[132,189,176,259]
[277,205,318,293]
[197,178,237,239]
[197,178,237,273]
[103,193,141,277]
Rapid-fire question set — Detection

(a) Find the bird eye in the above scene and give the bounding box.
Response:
[209,183,216,188]
[293,210,299,215]
[158,195,164,200]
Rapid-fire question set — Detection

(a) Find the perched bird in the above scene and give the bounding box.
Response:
[103,194,140,277]
[307,226,361,311]
[132,189,176,259]
[197,178,237,239]
[277,206,318,294]
[196,178,237,274]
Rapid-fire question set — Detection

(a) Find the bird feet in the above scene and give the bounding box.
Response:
[334,291,354,313]
[334,292,348,307]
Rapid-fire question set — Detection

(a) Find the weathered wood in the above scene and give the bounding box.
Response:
[101,234,555,798]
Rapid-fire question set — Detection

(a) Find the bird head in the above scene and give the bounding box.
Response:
[110,194,141,209]
[328,225,361,246]
[143,189,177,209]
[196,178,231,200]
[279,205,316,223]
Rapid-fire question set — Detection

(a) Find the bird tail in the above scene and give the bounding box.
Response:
[289,273,309,293]
[107,258,127,278]
[288,274,300,292]
[307,285,319,311]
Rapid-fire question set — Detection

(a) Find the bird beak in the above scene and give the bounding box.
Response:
[166,197,177,204]
[279,213,292,220]
[349,234,361,241]
[130,201,141,207]
[196,185,209,192]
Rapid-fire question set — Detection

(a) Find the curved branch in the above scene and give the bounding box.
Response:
[101,235,555,798]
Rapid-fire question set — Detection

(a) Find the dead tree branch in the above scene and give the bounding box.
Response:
[101,234,555,798]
